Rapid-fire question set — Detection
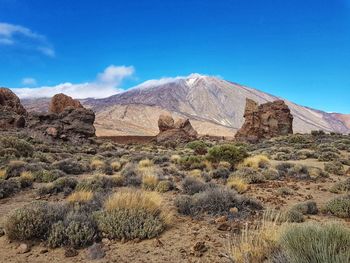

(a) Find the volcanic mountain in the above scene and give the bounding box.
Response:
[21,74,349,136]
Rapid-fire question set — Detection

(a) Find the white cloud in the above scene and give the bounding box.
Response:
[21,77,37,86]
[0,22,55,57]
[12,65,135,99]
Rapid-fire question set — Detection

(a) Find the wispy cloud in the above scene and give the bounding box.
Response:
[21,77,37,86]
[0,22,55,57]
[12,65,135,99]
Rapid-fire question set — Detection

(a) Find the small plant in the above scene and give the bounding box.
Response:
[324,161,345,175]
[67,190,94,204]
[231,167,265,184]
[330,178,350,193]
[323,195,350,218]
[186,140,208,155]
[207,144,248,167]
[178,155,205,170]
[111,160,122,171]
[53,159,86,175]
[227,177,249,193]
[276,187,294,196]
[181,176,207,195]
[240,155,270,169]
[156,180,172,193]
[4,160,26,179]
[90,159,106,171]
[96,189,169,240]
[142,174,159,190]
[292,200,318,215]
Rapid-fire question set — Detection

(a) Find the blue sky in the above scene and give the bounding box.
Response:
[0,0,349,113]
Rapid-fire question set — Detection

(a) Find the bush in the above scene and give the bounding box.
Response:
[323,196,350,218]
[281,209,304,223]
[175,187,261,216]
[279,223,350,263]
[38,177,78,196]
[156,180,172,193]
[53,159,86,175]
[0,178,21,199]
[186,141,208,155]
[33,169,65,183]
[210,168,230,179]
[181,177,207,195]
[292,201,318,215]
[231,167,265,184]
[0,136,34,157]
[227,177,249,193]
[318,151,339,162]
[330,178,350,193]
[4,160,26,179]
[207,144,248,167]
[96,190,169,240]
[48,212,97,248]
[5,201,66,241]
[324,161,345,175]
[178,155,205,170]
[241,155,270,169]
[76,175,118,192]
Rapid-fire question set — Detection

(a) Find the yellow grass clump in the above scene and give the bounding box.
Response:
[227,177,249,193]
[0,169,6,179]
[170,154,181,164]
[90,159,105,170]
[20,171,34,180]
[111,161,122,171]
[188,169,202,178]
[67,190,94,203]
[138,159,154,168]
[142,174,159,190]
[240,155,270,169]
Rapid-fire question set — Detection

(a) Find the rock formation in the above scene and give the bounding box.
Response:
[0,88,27,129]
[156,114,197,144]
[49,93,83,114]
[235,99,293,142]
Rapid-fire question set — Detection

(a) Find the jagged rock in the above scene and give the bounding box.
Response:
[158,114,175,132]
[235,99,293,142]
[27,107,96,143]
[0,88,27,130]
[156,115,197,144]
[49,93,83,114]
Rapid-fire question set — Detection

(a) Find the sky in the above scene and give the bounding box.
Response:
[0,0,349,113]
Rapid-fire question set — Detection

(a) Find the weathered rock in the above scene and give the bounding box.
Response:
[49,93,83,114]
[27,107,96,143]
[235,99,293,142]
[0,88,27,130]
[158,114,175,132]
[156,115,198,144]
[17,243,31,254]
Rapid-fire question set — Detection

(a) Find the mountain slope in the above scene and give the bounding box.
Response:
[21,74,349,136]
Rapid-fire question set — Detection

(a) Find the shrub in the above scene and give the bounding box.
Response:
[76,175,118,192]
[181,176,207,195]
[4,160,26,179]
[110,160,122,171]
[175,187,261,216]
[275,162,295,177]
[67,190,94,204]
[207,144,248,167]
[142,174,159,190]
[48,212,97,248]
[227,177,249,193]
[330,178,350,193]
[262,168,280,180]
[178,155,205,170]
[38,177,78,196]
[19,171,34,188]
[210,168,230,179]
[121,163,142,186]
[5,201,66,241]
[156,180,172,193]
[318,151,339,162]
[90,159,106,171]
[324,161,345,175]
[0,178,21,199]
[323,196,350,218]
[231,167,265,184]
[0,136,34,157]
[96,190,169,240]
[279,223,350,263]
[186,140,208,155]
[281,209,304,223]
[33,169,65,183]
[292,201,318,215]
[276,187,294,196]
[53,159,86,175]
[241,155,270,169]
[170,154,181,164]
[139,159,153,168]
[286,165,311,180]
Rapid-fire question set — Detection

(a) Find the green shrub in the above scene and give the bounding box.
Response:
[33,169,65,183]
[330,178,350,193]
[53,159,86,175]
[178,155,205,170]
[76,175,118,192]
[156,180,172,193]
[0,136,34,157]
[324,161,345,175]
[323,196,350,218]
[279,223,350,263]
[4,160,26,179]
[207,144,248,167]
[48,212,97,248]
[281,209,304,223]
[292,201,318,215]
[186,141,208,155]
[181,177,207,195]
[38,177,78,196]
[175,187,261,216]
[318,151,339,162]
[5,201,66,241]
[230,167,265,184]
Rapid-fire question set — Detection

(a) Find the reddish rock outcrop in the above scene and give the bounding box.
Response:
[0,88,27,129]
[49,93,83,114]
[235,99,293,142]
[156,115,197,144]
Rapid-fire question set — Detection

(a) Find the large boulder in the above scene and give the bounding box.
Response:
[49,93,83,114]
[0,88,27,129]
[27,107,96,143]
[235,99,293,142]
[156,115,197,144]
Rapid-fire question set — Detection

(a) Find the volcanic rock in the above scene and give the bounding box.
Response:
[156,115,197,144]
[0,88,27,130]
[235,99,293,142]
[49,93,83,114]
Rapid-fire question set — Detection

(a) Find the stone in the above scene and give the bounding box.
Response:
[235,99,293,142]
[87,243,105,260]
[191,241,208,257]
[217,223,231,231]
[0,87,27,130]
[49,93,83,114]
[64,247,78,257]
[156,115,198,144]
[17,243,31,254]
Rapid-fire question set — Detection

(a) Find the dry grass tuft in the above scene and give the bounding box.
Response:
[111,161,122,171]
[240,154,270,169]
[170,154,181,164]
[188,169,202,178]
[139,159,154,168]
[20,171,34,180]
[227,177,249,193]
[67,190,94,203]
[0,169,6,179]
[90,159,105,170]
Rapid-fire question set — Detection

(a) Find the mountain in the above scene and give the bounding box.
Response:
[21,74,350,136]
